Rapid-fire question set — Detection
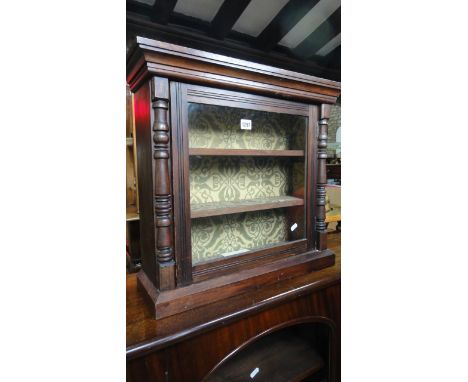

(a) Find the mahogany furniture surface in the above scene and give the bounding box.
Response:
[126,36,341,381]
[205,329,325,382]
[127,36,340,316]
[127,234,340,382]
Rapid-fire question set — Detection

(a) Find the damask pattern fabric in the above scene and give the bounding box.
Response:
[191,209,289,264]
[188,103,306,150]
[188,103,307,263]
[189,157,290,204]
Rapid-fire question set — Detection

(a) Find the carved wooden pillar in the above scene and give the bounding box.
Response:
[316,104,331,250]
[151,77,175,291]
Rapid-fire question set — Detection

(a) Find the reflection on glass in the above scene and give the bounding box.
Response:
[191,208,304,264]
[188,103,306,151]
[188,103,307,264]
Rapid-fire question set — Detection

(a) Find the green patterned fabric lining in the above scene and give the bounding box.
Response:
[188,103,306,150]
[190,157,289,204]
[188,103,307,263]
[191,209,289,264]
[189,157,306,263]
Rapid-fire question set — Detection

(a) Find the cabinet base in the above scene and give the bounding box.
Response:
[137,249,335,319]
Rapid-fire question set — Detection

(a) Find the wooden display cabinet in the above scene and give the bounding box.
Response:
[127,37,339,317]
[126,36,341,381]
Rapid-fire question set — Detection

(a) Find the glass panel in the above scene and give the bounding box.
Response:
[188,103,306,150]
[188,102,307,265]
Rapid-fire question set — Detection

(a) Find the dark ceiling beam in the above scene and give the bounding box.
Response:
[294,7,341,58]
[127,0,151,15]
[255,0,321,52]
[150,0,178,25]
[210,0,251,40]
[324,45,340,69]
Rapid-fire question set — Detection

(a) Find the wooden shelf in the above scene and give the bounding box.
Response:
[206,331,324,382]
[191,196,303,218]
[189,148,304,157]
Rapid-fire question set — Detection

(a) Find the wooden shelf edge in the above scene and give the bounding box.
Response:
[191,196,304,218]
[189,148,304,157]
[136,249,335,320]
[127,248,339,358]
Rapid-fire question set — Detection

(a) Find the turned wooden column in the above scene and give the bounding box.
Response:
[316,104,331,250]
[151,77,175,290]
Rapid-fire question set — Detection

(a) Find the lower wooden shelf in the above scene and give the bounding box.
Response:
[189,148,305,157]
[191,196,304,218]
[205,329,324,382]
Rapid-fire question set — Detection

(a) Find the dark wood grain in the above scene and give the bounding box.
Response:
[139,248,334,319]
[127,37,340,103]
[151,77,175,290]
[135,75,338,318]
[127,30,342,381]
[190,196,304,218]
[192,239,308,283]
[186,84,310,116]
[205,329,325,381]
[162,82,334,293]
[133,81,158,286]
[128,37,340,88]
[307,105,319,250]
[126,234,341,382]
[170,82,193,286]
[316,104,331,250]
[127,38,341,380]
[189,148,305,157]
[127,233,340,350]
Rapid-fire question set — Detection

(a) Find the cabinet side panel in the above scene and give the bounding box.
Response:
[307,105,319,249]
[134,82,157,285]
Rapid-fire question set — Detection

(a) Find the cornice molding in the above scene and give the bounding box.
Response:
[127,36,341,104]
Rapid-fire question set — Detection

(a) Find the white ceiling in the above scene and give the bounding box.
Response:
[174,0,224,22]
[316,32,341,56]
[278,0,341,49]
[232,0,289,37]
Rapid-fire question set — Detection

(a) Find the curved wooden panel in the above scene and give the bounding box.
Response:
[203,316,336,382]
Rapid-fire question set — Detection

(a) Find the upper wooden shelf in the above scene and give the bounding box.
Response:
[191,196,303,219]
[189,148,304,157]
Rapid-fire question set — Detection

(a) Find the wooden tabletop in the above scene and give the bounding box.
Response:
[126,233,341,358]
